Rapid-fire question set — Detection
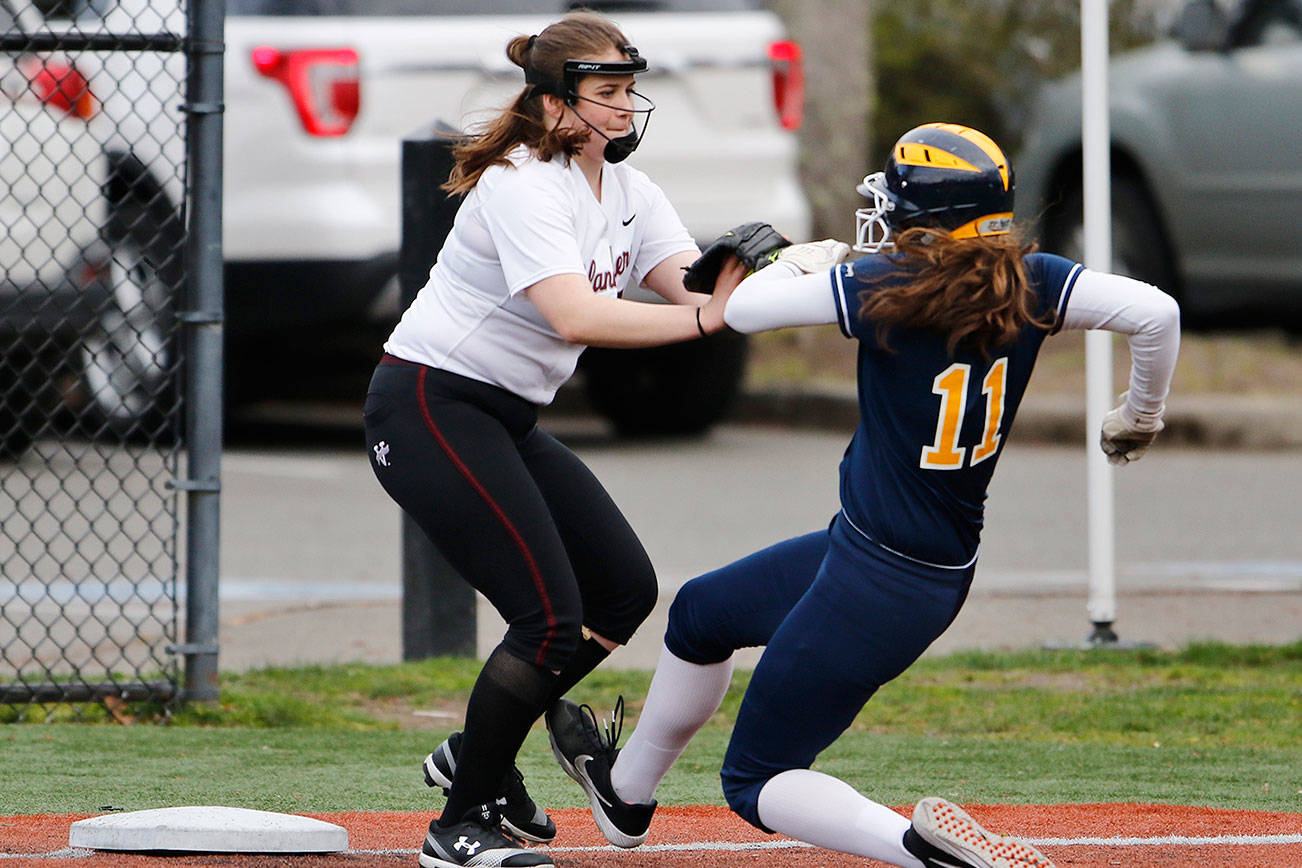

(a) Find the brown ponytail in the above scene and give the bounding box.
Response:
[857,227,1052,357]
[443,12,633,195]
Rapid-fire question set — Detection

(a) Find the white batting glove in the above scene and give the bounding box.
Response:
[772,239,853,274]
[1100,391,1165,465]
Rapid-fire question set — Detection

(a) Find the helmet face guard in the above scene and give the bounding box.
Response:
[527,47,655,163]
[853,172,895,253]
[569,88,655,163]
[852,122,1015,253]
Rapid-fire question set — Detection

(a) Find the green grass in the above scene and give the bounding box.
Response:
[3,642,1299,815]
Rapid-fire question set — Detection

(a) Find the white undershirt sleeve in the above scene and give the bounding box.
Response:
[1059,269,1181,428]
[723,261,839,333]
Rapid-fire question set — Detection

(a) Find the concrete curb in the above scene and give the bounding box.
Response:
[731,385,1302,450]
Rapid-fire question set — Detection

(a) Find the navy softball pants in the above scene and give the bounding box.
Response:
[665,511,974,830]
[363,357,657,671]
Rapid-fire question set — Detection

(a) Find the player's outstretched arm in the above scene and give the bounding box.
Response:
[722,239,852,333]
[1059,270,1181,464]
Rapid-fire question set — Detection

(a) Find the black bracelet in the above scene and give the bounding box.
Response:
[695,306,707,337]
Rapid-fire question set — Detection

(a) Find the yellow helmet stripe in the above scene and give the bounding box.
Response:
[949,212,1014,239]
[894,142,980,173]
[921,122,1011,191]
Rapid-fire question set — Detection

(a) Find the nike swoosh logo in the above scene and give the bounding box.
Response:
[622,214,636,226]
[576,756,613,808]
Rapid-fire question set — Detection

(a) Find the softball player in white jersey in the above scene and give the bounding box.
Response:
[363,11,750,868]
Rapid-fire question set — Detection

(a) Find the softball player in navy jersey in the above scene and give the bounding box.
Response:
[547,123,1180,868]
[363,13,753,868]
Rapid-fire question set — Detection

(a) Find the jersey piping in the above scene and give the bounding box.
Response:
[840,508,979,570]
[1049,261,1085,335]
[833,262,857,338]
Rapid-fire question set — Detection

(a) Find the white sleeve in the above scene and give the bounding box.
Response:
[630,178,698,285]
[723,261,839,333]
[1059,269,1181,426]
[481,164,587,295]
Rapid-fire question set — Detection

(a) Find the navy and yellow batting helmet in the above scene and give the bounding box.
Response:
[854,122,1014,252]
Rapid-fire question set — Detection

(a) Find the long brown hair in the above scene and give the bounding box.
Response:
[443,12,634,195]
[857,227,1051,357]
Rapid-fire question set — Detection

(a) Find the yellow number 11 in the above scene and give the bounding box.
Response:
[920,358,1008,470]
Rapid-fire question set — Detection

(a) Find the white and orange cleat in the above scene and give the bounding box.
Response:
[906,797,1056,868]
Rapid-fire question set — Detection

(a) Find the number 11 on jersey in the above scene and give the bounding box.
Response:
[921,358,1008,470]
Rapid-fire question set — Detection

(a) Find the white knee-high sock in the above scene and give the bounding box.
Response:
[756,769,923,868]
[609,643,734,804]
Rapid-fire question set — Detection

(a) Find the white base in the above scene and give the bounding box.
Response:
[68,806,348,853]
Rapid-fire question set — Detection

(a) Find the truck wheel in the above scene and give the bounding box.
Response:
[1041,175,1178,297]
[77,199,182,442]
[581,331,749,437]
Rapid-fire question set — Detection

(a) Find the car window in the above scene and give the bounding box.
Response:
[227,0,757,15]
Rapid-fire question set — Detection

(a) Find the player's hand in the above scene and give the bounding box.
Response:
[712,254,748,297]
[682,222,791,294]
[696,256,748,334]
[774,239,853,274]
[1100,391,1165,465]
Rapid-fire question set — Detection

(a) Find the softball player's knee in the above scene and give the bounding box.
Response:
[579,562,658,647]
[719,764,772,832]
[503,608,584,672]
[664,579,732,664]
[609,567,659,641]
[631,568,658,624]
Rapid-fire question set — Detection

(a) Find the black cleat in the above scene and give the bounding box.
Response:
[545,696,656,849]
[422,731,556,844]
[418,804,553,868]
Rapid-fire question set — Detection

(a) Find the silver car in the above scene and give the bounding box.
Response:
[1015,0,1302,326]
[2,0,109,458]
[2,0,184,459]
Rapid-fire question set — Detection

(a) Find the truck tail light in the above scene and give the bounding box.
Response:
[251,46,360,137]
[767,40,804,132]
[19,58,97,120]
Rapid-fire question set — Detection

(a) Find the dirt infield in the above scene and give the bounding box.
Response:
[4,804,1302,867]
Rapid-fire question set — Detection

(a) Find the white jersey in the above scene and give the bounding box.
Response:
[384,145,697,404]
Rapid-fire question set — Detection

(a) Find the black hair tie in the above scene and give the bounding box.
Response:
[527,34,537,51]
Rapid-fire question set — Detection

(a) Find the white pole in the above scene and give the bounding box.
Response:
[1081,0,1118,641]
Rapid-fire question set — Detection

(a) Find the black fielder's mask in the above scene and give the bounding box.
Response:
[526,45,655,164]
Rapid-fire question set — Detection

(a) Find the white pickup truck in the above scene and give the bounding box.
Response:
[16,0,810,436]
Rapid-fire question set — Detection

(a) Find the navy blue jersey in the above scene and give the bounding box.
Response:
[830,251,1083,567]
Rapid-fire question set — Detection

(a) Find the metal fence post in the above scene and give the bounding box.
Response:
[180,0,225,699]
[398,124,475,659]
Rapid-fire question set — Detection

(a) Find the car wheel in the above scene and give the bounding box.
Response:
[580,331,749,437]
[1041,175,1178,297]
[77,201,181,441]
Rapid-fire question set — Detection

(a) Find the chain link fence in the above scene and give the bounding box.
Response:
[1,0,200,719]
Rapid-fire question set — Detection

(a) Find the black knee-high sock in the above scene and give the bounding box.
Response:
[440,645,556,826]
[544,636,611,708]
